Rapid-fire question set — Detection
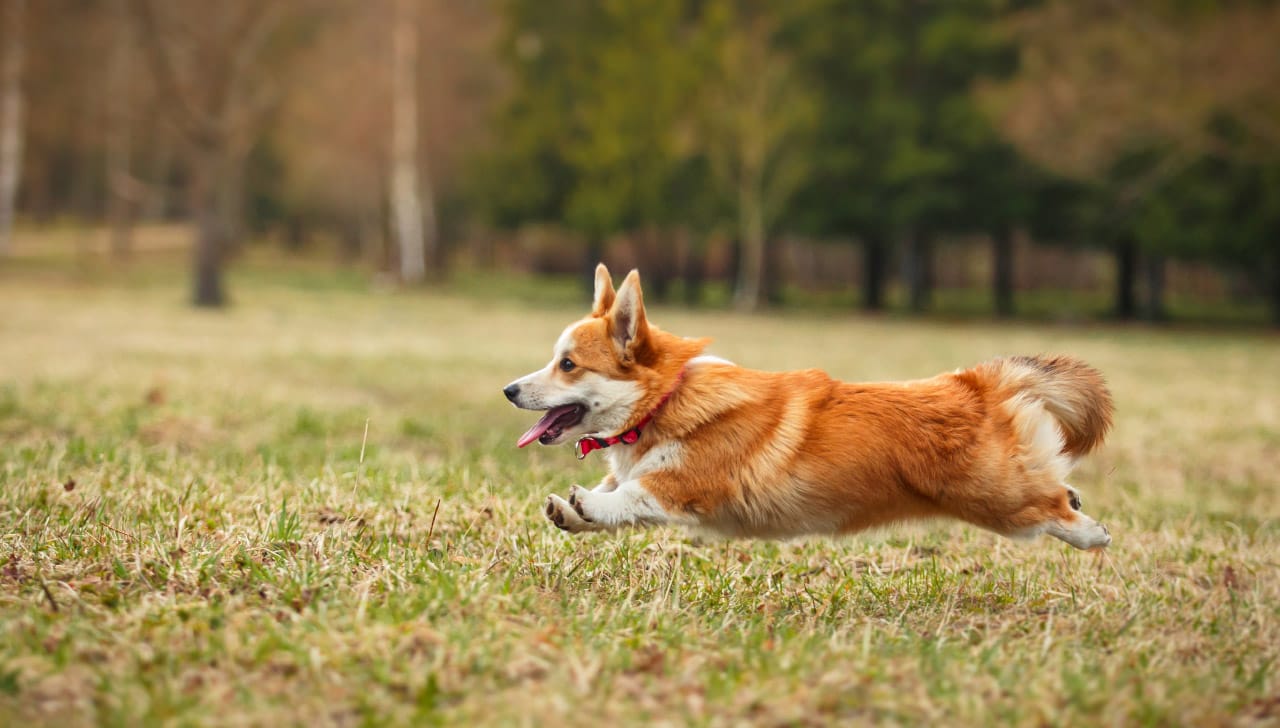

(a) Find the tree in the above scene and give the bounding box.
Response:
[697,3,816,311]
[390,0,437,284]
[106,0,136,260]
[472,0,600,282]
[480,0,700,294]
[1130,142,1280,325]
[258,0,496,271]
[130,0,310,307]
[561,0,701,299]
[945,142,1040,319]
[985,0,1280,320]
[0,0,26,257]
[780,0,1028,313]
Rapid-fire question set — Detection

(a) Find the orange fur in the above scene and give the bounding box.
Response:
[522,265,1115,549]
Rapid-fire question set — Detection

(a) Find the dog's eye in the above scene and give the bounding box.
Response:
[559,358,576,372]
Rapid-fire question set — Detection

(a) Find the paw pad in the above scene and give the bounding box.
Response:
[544,498,567,529]
[568,487,589,519]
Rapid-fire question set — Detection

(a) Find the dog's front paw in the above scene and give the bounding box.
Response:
[544,491,598,534]
[567,484,593,521]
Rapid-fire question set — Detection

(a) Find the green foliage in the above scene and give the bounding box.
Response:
[561,0,697,234]
[695,1,819,232]
[776,0,1034,239]
[244,139,289,233]
[1133,142,1280,270]
[469,0,1280,320]
[478,0,703,238]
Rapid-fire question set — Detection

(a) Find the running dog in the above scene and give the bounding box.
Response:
[503,264,1113,549]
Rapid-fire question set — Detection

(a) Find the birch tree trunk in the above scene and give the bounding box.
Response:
[391,0,426,284]
[0,0,26,257]
[733,172,766,311]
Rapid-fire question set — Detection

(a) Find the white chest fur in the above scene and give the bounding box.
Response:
[607,440,683,483]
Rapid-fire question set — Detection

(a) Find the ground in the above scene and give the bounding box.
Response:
[1,255,1278,726]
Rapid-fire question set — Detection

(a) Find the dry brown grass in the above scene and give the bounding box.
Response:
[0,268,1277,726]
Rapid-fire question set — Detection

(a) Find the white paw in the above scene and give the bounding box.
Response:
[1049,515,1112,550]
[567,484,593,519]
[544,490,598,534]
[1080,519,1112,549]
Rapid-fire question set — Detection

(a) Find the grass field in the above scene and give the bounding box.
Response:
[1,258,1278,726]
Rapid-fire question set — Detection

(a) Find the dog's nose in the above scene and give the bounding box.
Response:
[503,384,520,402]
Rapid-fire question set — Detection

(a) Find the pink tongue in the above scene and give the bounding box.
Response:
[516,404,579,448]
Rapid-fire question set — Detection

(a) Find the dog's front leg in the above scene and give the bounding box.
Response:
[591,473,619,493]
[544,479,671,534]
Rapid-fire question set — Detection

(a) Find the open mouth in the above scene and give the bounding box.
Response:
[516,403,587,448]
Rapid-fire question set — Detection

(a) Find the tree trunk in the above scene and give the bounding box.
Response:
[1269,252,1280,329]
[219,154,245,257]
[284,214,309,251]
[129,0,295,307]
[683,235,706,306]
[763,237,784,306]
[371,200,394,271]
[734,177,766,312]
[0,0,27,257]
[391,0,426,284]
[641,227,672,301]
[190,149,228,307]
[992,226,1015,318]
[727,237,741,296]
[338,218,361,263]
[142,132,173,220]
[70,111,98,222]
[106,0,134,261]
[862,234,886,311]
[1114,235,1138,319]
[1141,253,1166,321]
[582,236,604,293]
[417,3,440,276]
[904,229,934,313]
[27,160,48,222]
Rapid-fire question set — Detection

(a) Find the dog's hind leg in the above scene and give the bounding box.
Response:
[1002,485,1111,550]
[955,481,1112,550]
[1045,486,1111,549]
[544,481,672,534]
[1045,513,1111,550]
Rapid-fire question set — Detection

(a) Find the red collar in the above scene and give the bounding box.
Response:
[576,369,685,460]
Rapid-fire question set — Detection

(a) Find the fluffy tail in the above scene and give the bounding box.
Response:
[982,355,1114,458]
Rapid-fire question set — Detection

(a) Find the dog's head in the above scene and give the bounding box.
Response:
[504,264,700,448]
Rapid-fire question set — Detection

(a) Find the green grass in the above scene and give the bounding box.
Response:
[1,256,1278,726]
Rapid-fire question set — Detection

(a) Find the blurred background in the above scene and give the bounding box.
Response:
[1,0,1278,324]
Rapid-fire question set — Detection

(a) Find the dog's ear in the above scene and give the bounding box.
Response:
[592,263,615,317]
[608,269,648,363]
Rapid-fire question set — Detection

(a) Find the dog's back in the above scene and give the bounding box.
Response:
[643,356,1113,546]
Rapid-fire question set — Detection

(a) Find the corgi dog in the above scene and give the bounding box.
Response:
[503,264,1114,549]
